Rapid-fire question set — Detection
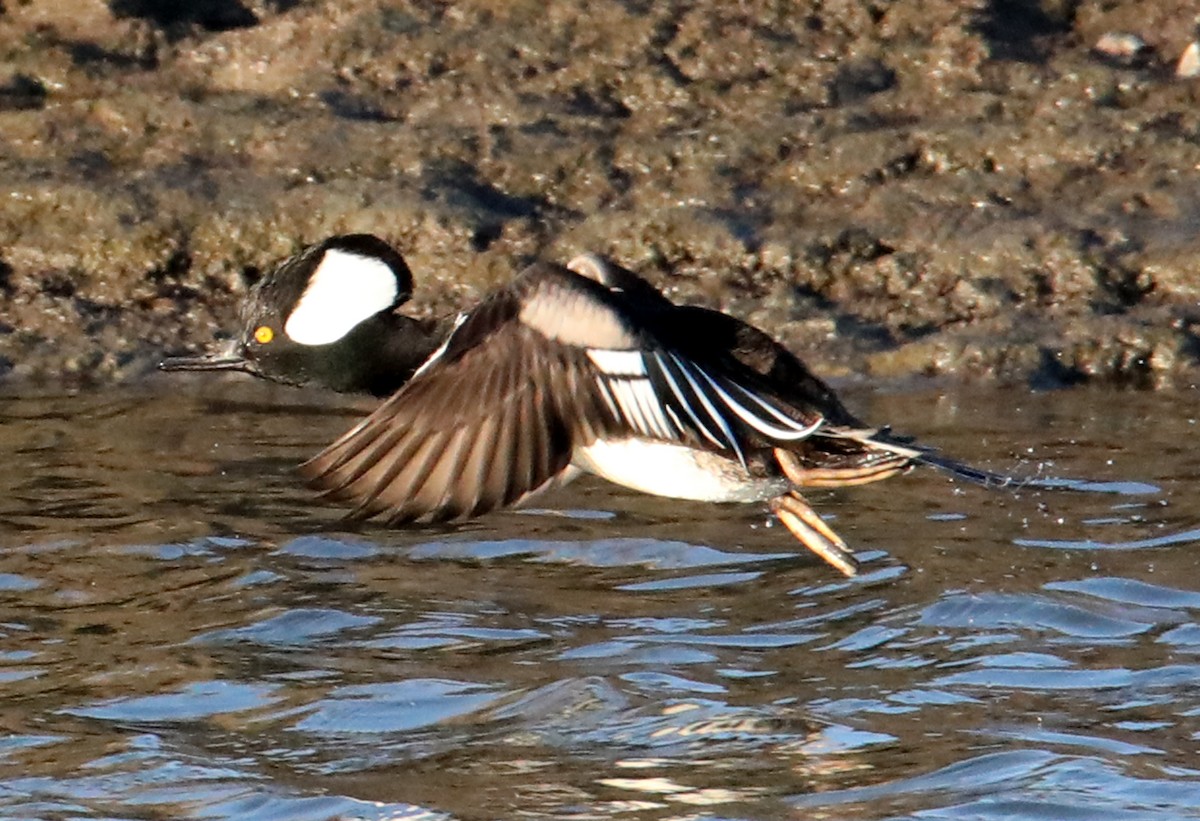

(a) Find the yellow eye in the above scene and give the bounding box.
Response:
[253,325,274,344]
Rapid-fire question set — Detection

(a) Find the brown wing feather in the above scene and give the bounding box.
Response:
[457,414,501,517]
[299,326,600,524]
[300,263,656,524]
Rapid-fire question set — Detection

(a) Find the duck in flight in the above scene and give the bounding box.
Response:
[162,234,1016,577]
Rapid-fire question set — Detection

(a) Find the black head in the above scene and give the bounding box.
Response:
[161,234,431,395]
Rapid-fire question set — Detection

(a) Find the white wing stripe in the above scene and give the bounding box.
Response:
[623,381,653,436]
[628,379,667,438]
[664,404,685,434]
[588,348,646,377]
[722,378,825,436]
[608,376,675,439]
[586,345,821,465]
[652,352,726,449]
[667,355,745,466]
[609,379,644,433]
[593,377,621,419]
[589,347,678,439]
[692,367,820,440]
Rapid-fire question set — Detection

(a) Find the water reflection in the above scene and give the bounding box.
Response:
[0,381,1197,819]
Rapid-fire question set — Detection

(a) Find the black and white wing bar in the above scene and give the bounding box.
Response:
[585,348,824,466]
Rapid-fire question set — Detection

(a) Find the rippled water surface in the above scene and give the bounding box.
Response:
[1,379,1198,820]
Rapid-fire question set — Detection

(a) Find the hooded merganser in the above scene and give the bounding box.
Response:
[162,234,1013,577]
[161,234,448,397]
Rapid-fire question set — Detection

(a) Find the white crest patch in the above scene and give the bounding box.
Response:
[284,249,400,346]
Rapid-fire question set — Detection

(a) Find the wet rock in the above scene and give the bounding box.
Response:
[1093,32,1151,67]
[829,59,897,106]
[1076,0,1199,73]
[1177,42,1200,79]
[0,74,47,111]
[110,0,258,35]
[975,0,1073,62]
[1047,319,1185,388]
[1,0,1200,388]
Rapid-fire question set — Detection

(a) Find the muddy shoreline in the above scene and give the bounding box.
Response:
[1,1,1198,389]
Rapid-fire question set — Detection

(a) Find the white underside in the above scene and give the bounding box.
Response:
[572,438,786,503]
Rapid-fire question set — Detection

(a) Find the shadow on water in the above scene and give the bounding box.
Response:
[0,379,1198,819]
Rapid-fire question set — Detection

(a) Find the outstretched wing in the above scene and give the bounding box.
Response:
[301,262,827,523]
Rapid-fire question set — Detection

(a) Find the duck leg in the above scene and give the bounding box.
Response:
[770,491,859,577]
[771,448,859,576]
[773,445,909,488]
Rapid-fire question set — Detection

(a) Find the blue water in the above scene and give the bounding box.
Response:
[0,381,1197,820]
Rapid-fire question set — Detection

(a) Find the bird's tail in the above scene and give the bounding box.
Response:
[826,426,1156,495]
[914,451,1022,489]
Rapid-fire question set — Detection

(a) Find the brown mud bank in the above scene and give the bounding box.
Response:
[1,0,1198,388]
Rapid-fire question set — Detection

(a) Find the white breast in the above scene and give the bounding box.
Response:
[572,438,786,503]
